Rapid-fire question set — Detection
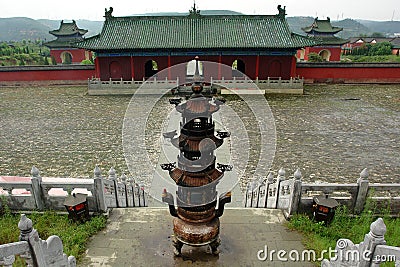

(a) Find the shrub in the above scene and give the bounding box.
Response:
[308,52,324,62]
[0,211,107,264]
[341,55,400,63]
[350,42,393,56]
[287,198,400,266]
[368,42,392,56]
[51,55,57,65]
[81,59,93,65]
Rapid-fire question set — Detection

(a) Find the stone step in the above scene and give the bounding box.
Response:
[80,208,313,266]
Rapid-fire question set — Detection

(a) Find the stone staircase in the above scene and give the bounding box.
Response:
[80,208,312,266]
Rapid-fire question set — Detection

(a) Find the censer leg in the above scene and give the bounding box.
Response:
[172,236,183,256]
[209,237,221,255]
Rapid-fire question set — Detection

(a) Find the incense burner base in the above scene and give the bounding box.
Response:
[172,217,220,256]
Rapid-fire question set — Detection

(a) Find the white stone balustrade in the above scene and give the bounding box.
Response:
[245,168,400,217]
[0,166,147,213]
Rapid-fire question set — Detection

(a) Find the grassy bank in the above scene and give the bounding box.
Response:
[342,55,400,63]
[287,200,400,266]
[0,203,107,265]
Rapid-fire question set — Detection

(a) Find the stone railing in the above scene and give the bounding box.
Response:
[322,217,400,266]
[88,77,180,90]
[211,76,303,86]
[0,214,76,267]
[212,77,304,94]
[245,168,400,217]
[0,166,147,213]
[87,76,304,95]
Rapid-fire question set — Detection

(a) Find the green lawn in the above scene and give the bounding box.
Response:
[287,199,400,266]
[0,202,107,265]
[342,55,400,63]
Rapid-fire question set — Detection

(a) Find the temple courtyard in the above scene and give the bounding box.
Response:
[0,84,399,187]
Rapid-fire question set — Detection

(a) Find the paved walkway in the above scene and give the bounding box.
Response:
[79,208,314,267]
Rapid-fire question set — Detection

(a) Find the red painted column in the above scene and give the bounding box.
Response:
[168,55,171,79]
[290,56,297,78]
[95,57,100,79]
[255,55,260,79]
[130,56,135,80]
[218,54,222,79]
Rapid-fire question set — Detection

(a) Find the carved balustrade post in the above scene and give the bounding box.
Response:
[93,166,107,212]
[30,166,45,211]
[354,168,369,214]
[290,169,302,215]
[275,168,286,208]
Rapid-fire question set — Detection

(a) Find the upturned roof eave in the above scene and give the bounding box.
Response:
[310,38,348,46]
[302,28,343,35]
[45,38,85,48]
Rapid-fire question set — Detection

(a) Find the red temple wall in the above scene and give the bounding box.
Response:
[307,47,342,62]
[50,49,90,64]
[97,56,131,80]
[3,61,400,85]
[0,65,95,85]
[97,55,296,81]
[296,63,400,83]
[297,47,342,62]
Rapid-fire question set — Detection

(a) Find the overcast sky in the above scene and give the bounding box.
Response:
[1,0,399,21]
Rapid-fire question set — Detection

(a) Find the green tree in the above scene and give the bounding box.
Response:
[352,44,369,56]
[368,42,392,56]
[51,55,57,65]
[308,52,323,62]
[81,59,93,64]
[371,32,385,37]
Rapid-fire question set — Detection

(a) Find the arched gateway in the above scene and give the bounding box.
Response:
[145,60,158,78]
[77,5,316,82]
[232,59,245,78]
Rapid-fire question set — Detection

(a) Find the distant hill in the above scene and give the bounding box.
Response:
[332,19,371,39]
[0,11,399,42]
[357,20,400,35]
[0,10,241,41]
[286,16,315,35]
[0,17,52,41]
[0,18,103,41]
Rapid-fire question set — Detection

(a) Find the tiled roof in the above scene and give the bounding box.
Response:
[50,20,88,37]
[391,37,400,48]
[302,18,343,34]
[347,37,364,43]
[363,37,392,43]
[44,37,84,48]
[311,36,348,45]
[77,14,317,51]
[347,37,398,46]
